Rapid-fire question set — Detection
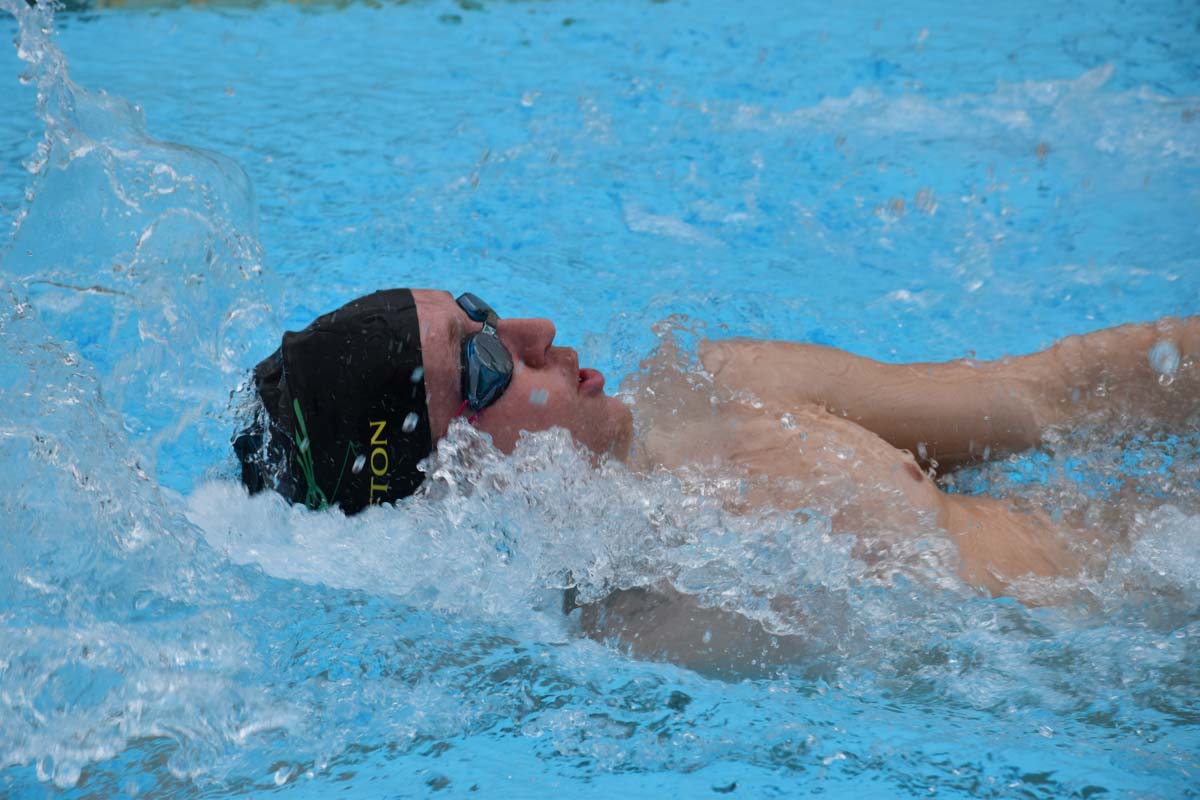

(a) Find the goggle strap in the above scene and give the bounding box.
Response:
[455,397,483,425]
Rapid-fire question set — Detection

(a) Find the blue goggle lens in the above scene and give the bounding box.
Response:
[457,293,513,412]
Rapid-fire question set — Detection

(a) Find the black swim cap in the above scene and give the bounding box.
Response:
[233,288,432,515]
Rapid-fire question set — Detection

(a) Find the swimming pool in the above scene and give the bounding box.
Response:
[1,0,1198,796]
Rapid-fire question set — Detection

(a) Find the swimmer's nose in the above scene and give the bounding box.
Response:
[498,317,556,368]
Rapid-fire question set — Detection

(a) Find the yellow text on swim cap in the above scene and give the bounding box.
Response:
[369,419,389,502]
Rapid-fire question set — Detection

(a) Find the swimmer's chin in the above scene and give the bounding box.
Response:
[606,395,635,462]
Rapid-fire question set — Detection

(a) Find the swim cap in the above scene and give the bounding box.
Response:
[233,288,432,514]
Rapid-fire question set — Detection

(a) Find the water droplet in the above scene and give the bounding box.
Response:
[402,412,420,433]
[410,366,424,383]
[352,454,366,474]
[780,413,797,430]
[1148,340,1180,378]
[529,388,549,406]
[297,437,309,453]
[702,629,713,644]
[917,441,928,460]
[1158,373,1174,387]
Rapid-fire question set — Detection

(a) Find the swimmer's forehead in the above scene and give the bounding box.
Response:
[410,288,478,367]
[410,289,491,440]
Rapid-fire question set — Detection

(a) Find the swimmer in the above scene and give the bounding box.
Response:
[234,289,1198,672]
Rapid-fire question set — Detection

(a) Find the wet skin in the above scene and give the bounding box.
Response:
[412,290,634,460]
[411,293,1198,671]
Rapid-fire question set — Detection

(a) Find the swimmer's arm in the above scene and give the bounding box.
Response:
[1028,316,1199,426]
[700,338,1043,468]
[700,316,1199,469]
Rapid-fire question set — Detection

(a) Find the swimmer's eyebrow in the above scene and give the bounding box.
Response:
[445,316,462,363]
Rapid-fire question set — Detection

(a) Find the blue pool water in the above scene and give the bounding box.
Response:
[1,0,1198,796]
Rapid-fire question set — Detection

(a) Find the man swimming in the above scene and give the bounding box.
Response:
[235,288,1197,669]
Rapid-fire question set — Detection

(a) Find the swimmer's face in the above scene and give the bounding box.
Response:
[412,290,634,460]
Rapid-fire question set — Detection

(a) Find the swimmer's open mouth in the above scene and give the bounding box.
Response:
[578,368,605,395]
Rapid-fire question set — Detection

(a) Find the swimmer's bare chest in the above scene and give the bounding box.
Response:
[632,393,946,535]
[625,341,1082,598]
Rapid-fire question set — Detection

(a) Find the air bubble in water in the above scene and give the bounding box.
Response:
[1148,340,1180,379]
[402,412,420,433]
[1158,373,1174,387]
[529,388,549,406]
[352,454,366,474]
[410,366,424,383]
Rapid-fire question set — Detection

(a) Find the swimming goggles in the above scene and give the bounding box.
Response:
[457,292,513,414]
